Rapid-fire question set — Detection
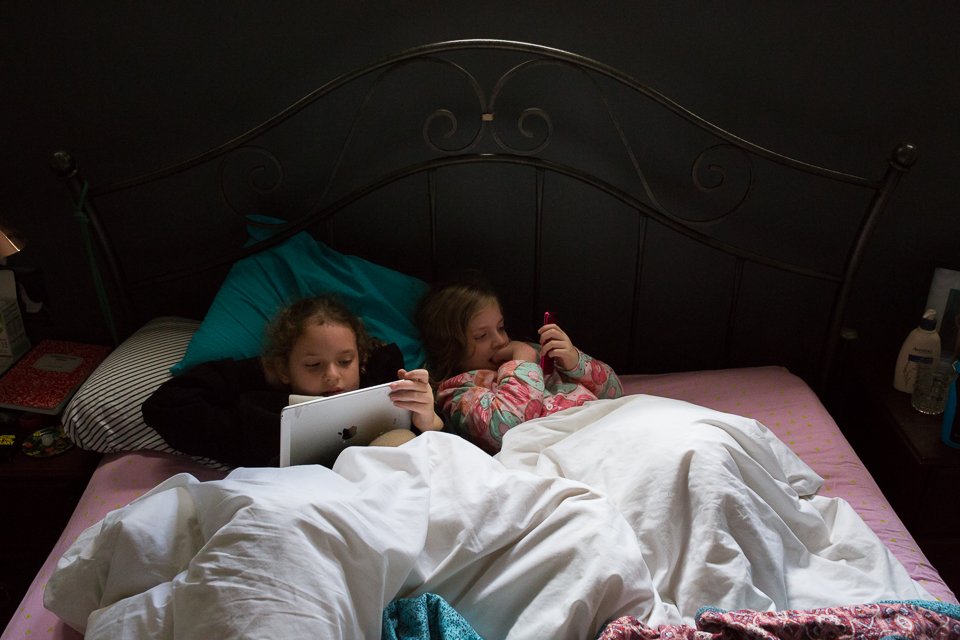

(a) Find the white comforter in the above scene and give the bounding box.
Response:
[45,396,930,640]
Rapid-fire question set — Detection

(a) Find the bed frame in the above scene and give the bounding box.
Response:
[49,39,916,392]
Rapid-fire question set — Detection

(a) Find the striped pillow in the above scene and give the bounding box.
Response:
[62,317,228,469]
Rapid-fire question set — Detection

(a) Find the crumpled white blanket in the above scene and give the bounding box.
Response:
[44,396,930,640]
[45,429,661,640]
[495,395,932,622]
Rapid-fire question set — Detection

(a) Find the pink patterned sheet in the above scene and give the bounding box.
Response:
[599,602,960,640]
[4,366,956,638]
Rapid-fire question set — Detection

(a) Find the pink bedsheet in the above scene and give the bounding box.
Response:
[4,366,956,638]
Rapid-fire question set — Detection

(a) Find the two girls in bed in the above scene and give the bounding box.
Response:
[142,295,442,467]
[418,272,623,454]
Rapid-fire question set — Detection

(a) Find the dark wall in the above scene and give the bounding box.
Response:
[3,3,958,374]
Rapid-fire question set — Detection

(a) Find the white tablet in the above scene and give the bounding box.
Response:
[279,381,412,468]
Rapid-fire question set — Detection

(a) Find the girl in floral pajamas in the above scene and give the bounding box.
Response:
[417,272,622,454]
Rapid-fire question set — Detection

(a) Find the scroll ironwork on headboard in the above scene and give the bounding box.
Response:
[50,39,917,392]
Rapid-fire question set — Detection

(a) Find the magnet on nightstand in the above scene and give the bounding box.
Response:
[0,410,20,461]
[22,426,73,457]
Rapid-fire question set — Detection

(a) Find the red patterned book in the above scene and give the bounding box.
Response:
[0,340,112,414]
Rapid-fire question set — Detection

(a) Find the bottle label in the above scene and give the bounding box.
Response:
[952,401,960,443]
[907,354,934,364]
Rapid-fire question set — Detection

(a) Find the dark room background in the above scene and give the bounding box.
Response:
[2,3,958,381]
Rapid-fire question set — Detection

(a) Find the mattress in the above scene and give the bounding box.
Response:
[4,366,956,638]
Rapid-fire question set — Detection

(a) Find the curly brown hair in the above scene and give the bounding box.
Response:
[416,270,501,385]
[262,295,374,372]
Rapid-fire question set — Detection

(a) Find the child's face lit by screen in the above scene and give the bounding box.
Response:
[278,322,361,396]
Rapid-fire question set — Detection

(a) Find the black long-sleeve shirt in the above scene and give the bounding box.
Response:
[141,343,404,467]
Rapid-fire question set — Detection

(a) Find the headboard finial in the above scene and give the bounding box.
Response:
[891,143,918,170]
[49,150,78,178]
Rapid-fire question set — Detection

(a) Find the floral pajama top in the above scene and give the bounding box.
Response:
[436,344,623,454]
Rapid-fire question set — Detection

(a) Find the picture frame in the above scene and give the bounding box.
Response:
[924,265,960,357]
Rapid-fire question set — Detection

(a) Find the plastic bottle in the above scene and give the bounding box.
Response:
[940,360,960,449]
[893,309,941,393]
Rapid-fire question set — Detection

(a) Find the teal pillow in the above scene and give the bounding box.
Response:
[170,222,428,375]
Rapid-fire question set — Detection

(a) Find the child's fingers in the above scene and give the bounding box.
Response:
[541,339,557,356]
[538,327,569,345]
[390,382,433,399]
[390,381,431,397]
[405,369,430,383]
[541,337,571,355]
[392,399,431,413]
[537,323,562,335]
[541,338,576,362]
[396,370,424,389]
[390,387,430,400]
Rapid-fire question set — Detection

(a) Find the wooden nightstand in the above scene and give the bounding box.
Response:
[0,442,101,624]
[828,349,960,594]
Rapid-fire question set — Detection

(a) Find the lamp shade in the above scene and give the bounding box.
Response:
[0,227,26,258]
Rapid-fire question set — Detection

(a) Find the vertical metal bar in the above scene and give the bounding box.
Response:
[722,257,745,369]
[817,143,918,393]
[428,169,438,282]
[50,151,136,338]
[627,214,648,372]
[533,168,545,325]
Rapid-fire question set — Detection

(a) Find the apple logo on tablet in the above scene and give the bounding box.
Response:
[340,426,358,441]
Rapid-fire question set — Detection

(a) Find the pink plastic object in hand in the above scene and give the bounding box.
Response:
[540,312,556,376]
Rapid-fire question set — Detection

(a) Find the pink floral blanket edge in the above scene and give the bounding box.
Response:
[599,602,960,640]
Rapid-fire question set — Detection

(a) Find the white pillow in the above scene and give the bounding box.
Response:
[63,318,211,458]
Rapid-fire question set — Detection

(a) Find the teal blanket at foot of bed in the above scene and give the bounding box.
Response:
[382,593,483,640]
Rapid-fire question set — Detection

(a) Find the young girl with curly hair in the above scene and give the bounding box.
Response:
[143,295,441,467]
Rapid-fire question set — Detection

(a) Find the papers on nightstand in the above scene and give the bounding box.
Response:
[0,270,30,374]
[0,340,111,414]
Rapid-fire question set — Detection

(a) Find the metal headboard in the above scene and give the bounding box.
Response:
[49,39,917,392]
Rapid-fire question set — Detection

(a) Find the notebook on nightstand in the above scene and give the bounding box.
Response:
[0,340,111,414]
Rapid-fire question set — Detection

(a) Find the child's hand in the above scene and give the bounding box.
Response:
[538,324,579,371]
[390,369,443,432]
[493,341,538,365]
